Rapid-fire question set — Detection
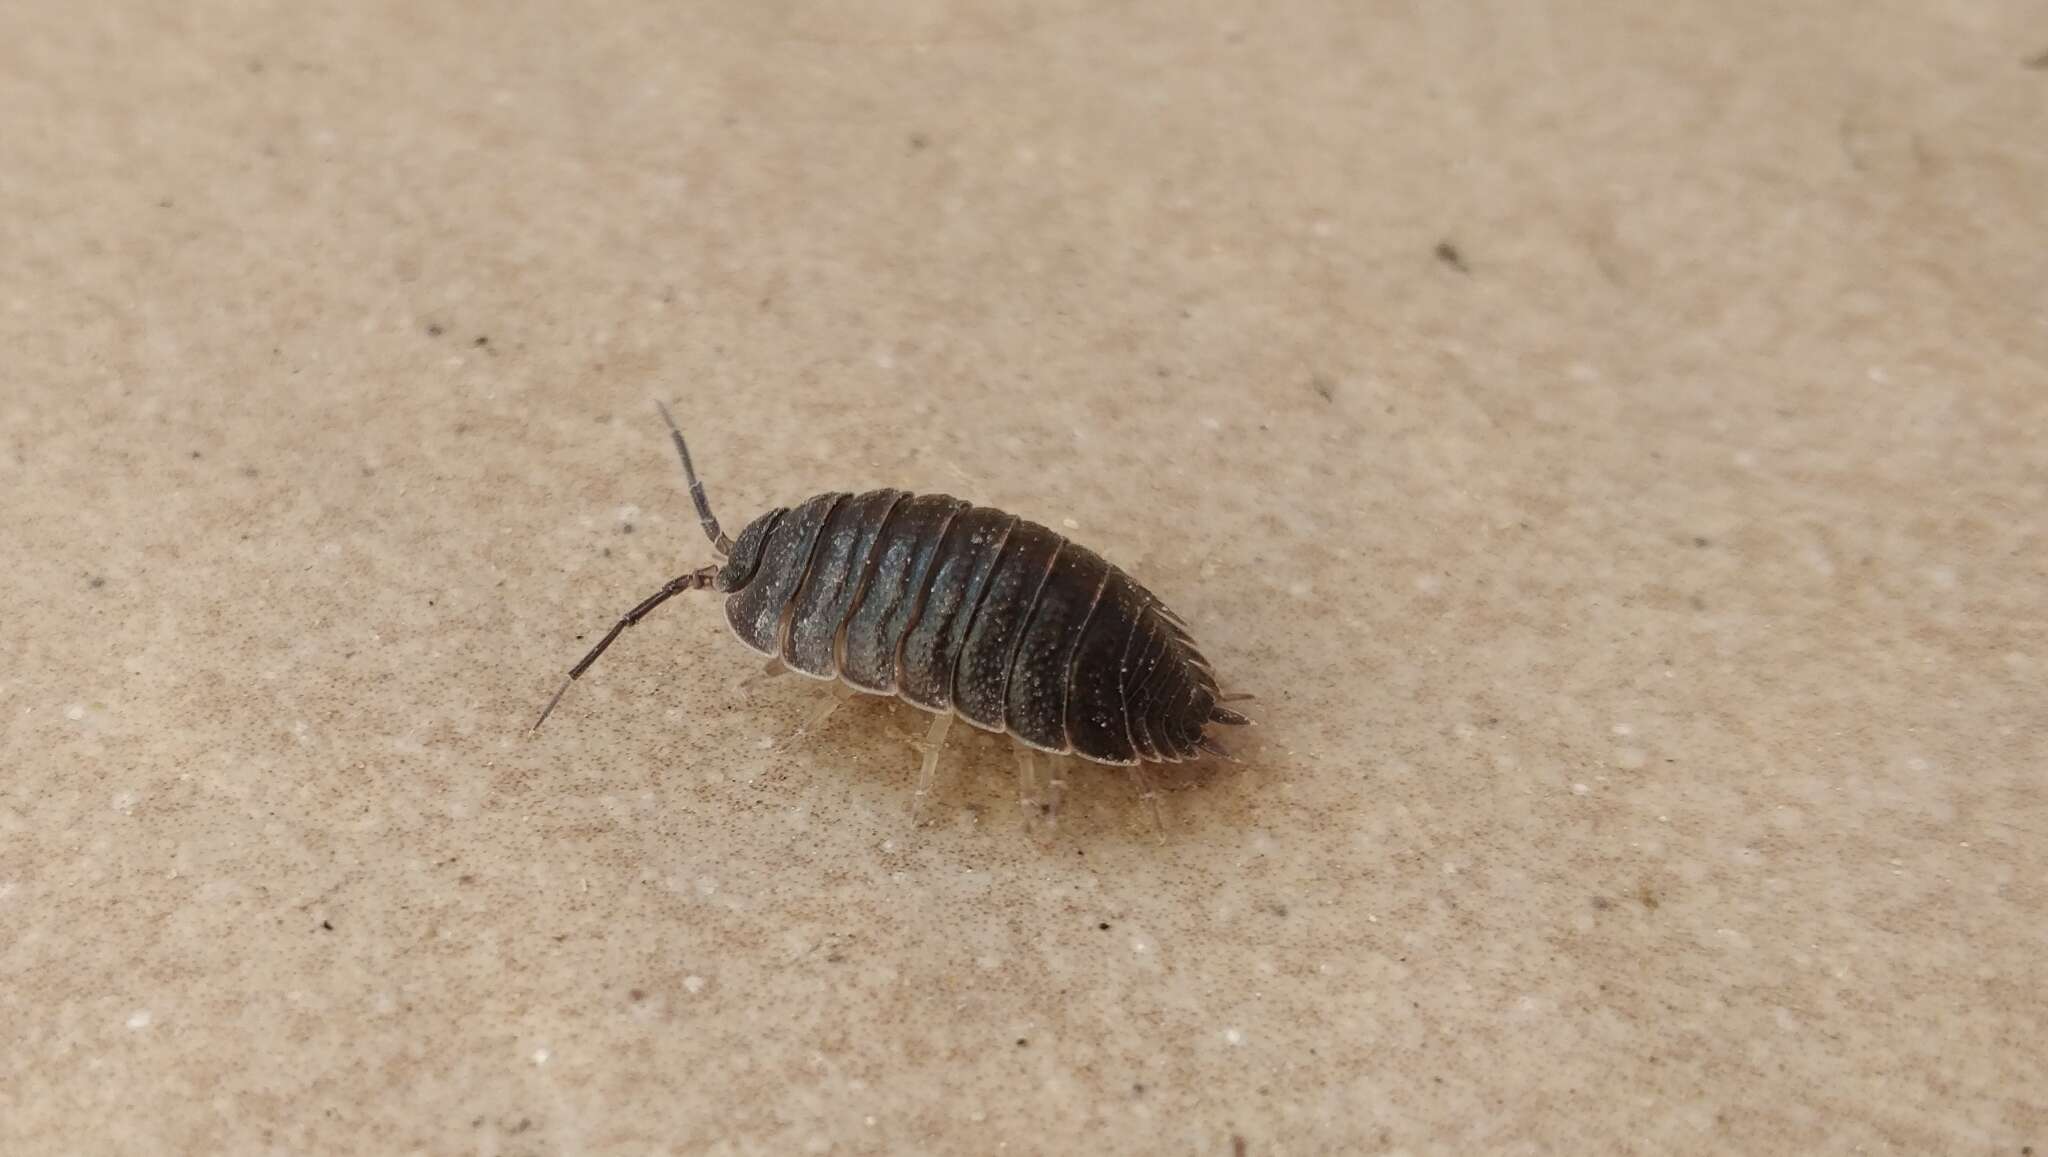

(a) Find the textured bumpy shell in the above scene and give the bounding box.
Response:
[720,490,1223,765]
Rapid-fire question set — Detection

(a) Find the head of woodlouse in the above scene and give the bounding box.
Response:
[714,508,786,592]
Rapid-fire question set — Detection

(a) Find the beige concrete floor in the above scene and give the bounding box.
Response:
[4,2,2044,1153]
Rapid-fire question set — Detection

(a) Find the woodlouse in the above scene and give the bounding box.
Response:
[535,404,1250,828]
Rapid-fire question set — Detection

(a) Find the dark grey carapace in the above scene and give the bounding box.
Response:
[535,404,1250,825]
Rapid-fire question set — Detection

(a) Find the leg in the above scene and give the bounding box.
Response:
[1040,756,1070,831]
[738,655,786,691]
[1013,747,1042,829]
[1126,763,1165,837]
[907,712,953,824]
[532,564,719,730]
[782,680,857,747]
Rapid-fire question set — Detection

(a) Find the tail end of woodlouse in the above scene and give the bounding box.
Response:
[1195,735,1241,763]
[1209,705,1254,727]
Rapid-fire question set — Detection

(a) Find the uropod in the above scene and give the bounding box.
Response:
[534,403,1251,830]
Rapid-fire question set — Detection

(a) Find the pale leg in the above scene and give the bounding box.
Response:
[783,680,856,747]
[908,712,953,824]
[1013,747,1043,829]
[1040,757,1070,832]
[1126,763,1165,837]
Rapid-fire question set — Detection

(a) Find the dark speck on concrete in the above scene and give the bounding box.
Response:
[426,323,444,337]
[908,131,930,150]
[89,575,106,589]
[1435,240,1470,272]
[1310,374,1336,402]
[1591,896,1612,910]
[621,522,635,535]
[2026,50,2048,70]
[1015,1037,1028,1047]
[320,919,334,931]
[473,335,488,347]
[1098,922,1111,931]
[1693,536,1711,547]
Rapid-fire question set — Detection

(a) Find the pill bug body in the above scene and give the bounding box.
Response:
[535,406,1248,817]
[719,489,1235,764]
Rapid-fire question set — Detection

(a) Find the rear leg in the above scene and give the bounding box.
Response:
[1126,763,1166,838]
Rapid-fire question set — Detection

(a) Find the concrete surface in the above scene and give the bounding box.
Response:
[3,1,2044,1153]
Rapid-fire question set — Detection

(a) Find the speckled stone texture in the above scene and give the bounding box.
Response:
[3,2,2044,1153]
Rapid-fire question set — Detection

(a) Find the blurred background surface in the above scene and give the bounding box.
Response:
[2,1,2043,1151]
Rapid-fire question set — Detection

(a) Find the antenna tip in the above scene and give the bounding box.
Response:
[532,675,575,732]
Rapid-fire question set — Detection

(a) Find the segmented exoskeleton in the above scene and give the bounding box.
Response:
[535,404,1250,828]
